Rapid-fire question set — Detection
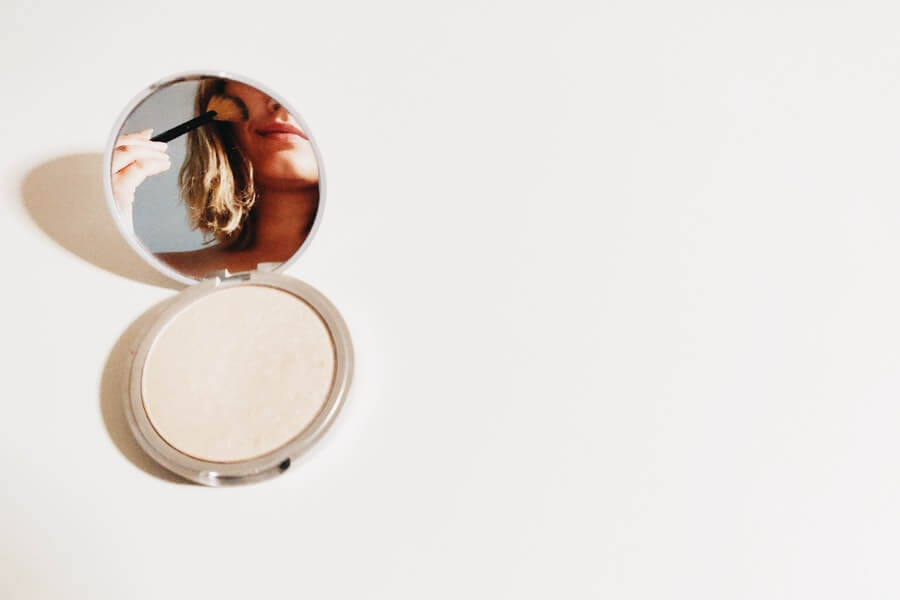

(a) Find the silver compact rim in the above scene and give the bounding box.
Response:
[125,271,354,486]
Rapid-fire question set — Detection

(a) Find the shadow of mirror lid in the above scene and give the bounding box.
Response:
[21,153,180,289]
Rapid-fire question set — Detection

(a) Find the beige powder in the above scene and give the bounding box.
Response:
[141,285,336,463]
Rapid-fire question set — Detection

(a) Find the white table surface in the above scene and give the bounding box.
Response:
[3,1,900,598]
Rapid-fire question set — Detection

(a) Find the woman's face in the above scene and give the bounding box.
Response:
[224,80,319,190]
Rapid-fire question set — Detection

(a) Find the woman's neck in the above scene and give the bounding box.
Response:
[248,184,319,261]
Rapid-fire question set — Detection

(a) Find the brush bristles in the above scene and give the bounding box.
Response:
[207,94,249,122]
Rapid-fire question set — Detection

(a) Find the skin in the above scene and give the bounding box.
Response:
[111,130,170,227]
[111,80,319,277]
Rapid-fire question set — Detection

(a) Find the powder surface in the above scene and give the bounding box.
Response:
[141,285,336,463]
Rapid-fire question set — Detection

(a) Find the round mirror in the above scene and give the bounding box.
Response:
[104,71,323,283]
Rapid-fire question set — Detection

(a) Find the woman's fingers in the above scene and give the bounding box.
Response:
[118,128,153,141]
[112,157,172,209]
[115,138,167,153]
[138,155,172,177]
[115,131,166,152]
[112,129,167,170]
[109,129,171,218]
[112,144,169,173]
[114,155,171,187]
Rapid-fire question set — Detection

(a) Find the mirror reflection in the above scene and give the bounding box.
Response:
[111,76,320,278]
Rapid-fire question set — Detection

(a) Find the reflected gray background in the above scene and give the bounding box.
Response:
[121,80,207,252]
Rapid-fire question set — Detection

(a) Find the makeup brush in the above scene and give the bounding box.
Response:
[150,94,249,143]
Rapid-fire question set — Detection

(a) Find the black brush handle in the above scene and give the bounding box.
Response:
[150,110,217,142]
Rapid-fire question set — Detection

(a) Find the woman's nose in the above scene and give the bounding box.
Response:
[266,96,283,113]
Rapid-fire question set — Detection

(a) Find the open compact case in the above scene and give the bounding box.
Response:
[103,70,352,486]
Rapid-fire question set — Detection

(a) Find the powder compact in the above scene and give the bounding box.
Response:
[103,70,353,485]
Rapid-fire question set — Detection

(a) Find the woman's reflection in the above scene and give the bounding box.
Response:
[111,78,319,277]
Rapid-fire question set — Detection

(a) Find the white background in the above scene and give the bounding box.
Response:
[3,1,900,598]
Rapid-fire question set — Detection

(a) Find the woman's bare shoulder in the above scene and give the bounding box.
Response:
[155,245,229,277]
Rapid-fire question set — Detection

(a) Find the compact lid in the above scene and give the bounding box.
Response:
[103,70,326,285]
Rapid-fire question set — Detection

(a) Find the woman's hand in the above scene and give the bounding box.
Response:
[111,129,170,229]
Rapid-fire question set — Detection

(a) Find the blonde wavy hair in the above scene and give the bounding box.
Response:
[178,78,255,246]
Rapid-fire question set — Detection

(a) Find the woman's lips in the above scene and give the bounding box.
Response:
[256,122,308,140]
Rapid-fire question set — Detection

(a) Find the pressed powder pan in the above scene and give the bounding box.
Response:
[105,71,353,485]
[140,285,336,465]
